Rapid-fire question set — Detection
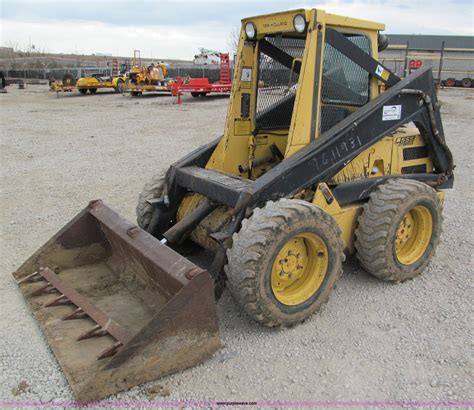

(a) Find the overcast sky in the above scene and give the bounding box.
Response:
[1,0,473,59]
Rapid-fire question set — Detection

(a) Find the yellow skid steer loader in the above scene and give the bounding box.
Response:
[15,8,454,401]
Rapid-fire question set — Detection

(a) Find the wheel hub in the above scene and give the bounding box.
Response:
[394,205,433,265]
[274,241,307,288]
[271,233,328,306]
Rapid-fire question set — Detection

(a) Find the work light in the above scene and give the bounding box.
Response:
[293,14,306,33]
[245,22,256,39]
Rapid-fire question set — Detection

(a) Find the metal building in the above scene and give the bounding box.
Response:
[380,34,474,87]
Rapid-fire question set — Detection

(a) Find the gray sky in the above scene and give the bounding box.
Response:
[1,0,473,59]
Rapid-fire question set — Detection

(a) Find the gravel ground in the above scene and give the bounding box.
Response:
[0,85,472,404]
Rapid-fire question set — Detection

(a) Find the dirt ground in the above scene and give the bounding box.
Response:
[0,85,472,404]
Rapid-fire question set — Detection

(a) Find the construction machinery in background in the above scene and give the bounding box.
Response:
[15,8,454,401]
[123,50,170,96]
[50,59,127,96]
[193,48,222,65]
[170,53,232,103]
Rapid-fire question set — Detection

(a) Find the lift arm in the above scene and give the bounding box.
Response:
[236,66,453,211]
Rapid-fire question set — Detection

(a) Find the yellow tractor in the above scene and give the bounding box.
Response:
[15,8,454,401]
[76,74,127,94]
[125,50,169,96]
[50,72,127,94]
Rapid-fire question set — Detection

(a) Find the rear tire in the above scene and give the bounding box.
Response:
[89,88,97,94]
[446,78,456,87]
[191,92,200,98]
[78,88,87,94]
[226,199,344,327]
[355,179,442,282]
[461,78,472,88]
[136,174,164,230]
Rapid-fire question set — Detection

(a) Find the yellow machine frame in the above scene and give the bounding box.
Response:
[179,9,444,253]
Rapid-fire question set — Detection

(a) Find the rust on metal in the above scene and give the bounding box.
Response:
[13,200,221,401]
[17,271,42,285]
[62,307,88,321]
[126,226,139,238]
[40,268,133,345]
[44,294,74,307]
[29,282,59,297]
[88,199,102,209]
[77,324,108,341]
[185,266,202,280]
[97,341,123,360]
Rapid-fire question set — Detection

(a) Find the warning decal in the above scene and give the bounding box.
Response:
[382,105,402,121]
[375,64,390,81]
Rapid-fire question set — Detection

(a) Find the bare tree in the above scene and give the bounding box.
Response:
[227,26,241,53]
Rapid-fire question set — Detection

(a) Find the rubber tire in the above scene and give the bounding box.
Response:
[191,92,200,98]
[89,88,97,94]
[226,199,344,328]
[354,179,442,282]
[62,73,76,86]
[461,78,472,88]
[136,174,164,230]
[446,78,456,87]
[78,88,87,94]
[200,92,208,97]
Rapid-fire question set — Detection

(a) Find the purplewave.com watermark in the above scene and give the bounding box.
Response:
[0,401,473,407]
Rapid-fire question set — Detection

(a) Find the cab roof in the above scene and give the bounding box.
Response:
[242,8,385,32]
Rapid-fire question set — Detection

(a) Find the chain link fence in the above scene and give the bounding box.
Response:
[3,65,229,83]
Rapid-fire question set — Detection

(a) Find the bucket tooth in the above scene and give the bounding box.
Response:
[44,294,74,307]
[77,324,108,341]
[30,283,59,297]
[17,271,43,284]
[97,341,123,360]
[62,307,88,321]
[13,200,221,401]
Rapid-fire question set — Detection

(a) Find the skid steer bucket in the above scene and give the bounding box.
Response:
[13,199,220,402]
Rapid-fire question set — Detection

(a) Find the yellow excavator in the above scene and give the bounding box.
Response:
[15,8,454,401]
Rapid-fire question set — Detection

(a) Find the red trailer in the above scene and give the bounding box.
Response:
[170,53,232,104]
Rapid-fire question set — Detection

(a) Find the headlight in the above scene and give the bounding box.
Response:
[293,14,306,33]
[245,22,256,39]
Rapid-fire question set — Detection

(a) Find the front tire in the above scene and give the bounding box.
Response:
[355,179,442,282]
[89,88,97,94]
[136,174,164,230]
[226,199,344,327]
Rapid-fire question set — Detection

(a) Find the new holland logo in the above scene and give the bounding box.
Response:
[263,21,288,28]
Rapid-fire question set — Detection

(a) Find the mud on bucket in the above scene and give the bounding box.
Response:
[13,199,220,401]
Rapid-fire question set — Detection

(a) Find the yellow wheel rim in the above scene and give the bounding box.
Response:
[271,233,329,306]
[395,205,433,265]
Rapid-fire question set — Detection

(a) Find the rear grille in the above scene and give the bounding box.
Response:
[401,164,427,174]
[403,146,429,161]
